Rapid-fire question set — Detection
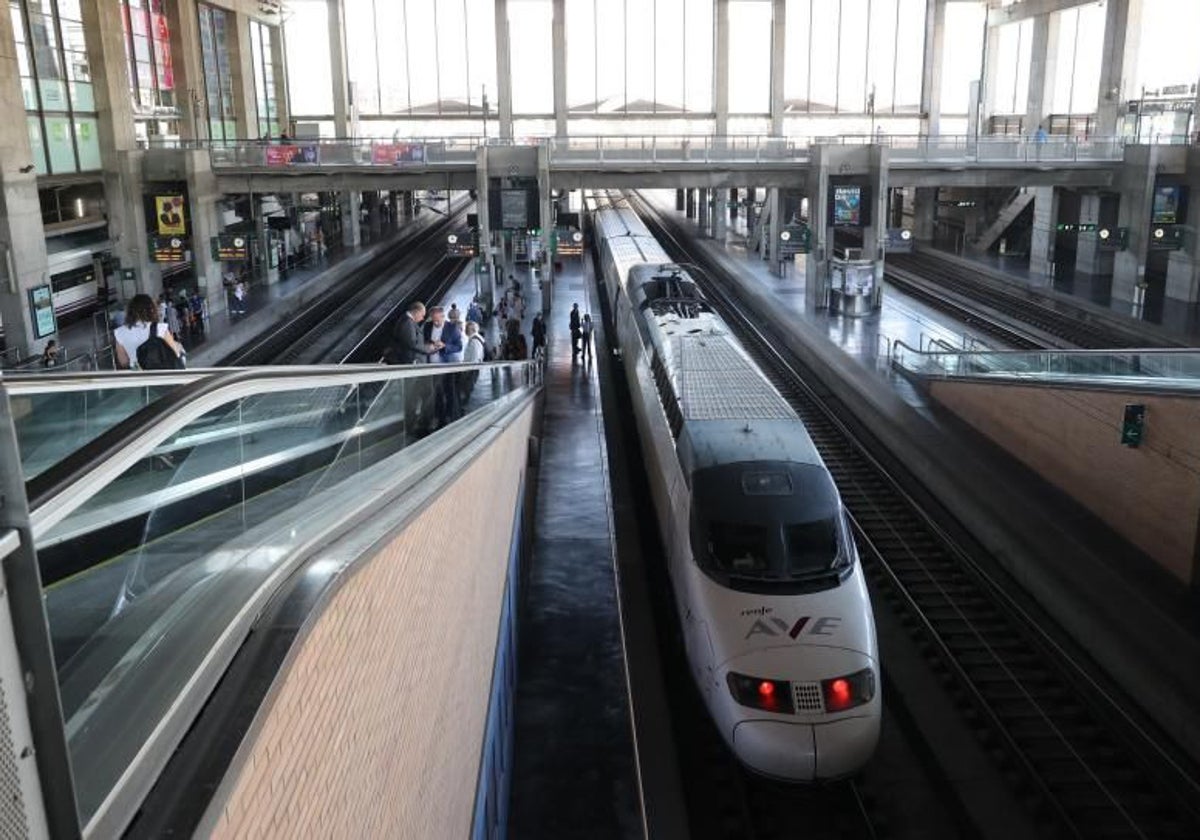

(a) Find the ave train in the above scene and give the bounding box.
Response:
[585,191,880,780]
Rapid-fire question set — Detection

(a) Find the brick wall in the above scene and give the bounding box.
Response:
[205,404,534,839]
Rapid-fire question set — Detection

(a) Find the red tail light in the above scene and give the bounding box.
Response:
[727,673,794,714]
[821,668,875,712]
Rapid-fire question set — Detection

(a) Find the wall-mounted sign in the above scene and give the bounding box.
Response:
[150,235,187,262]
[1151,185,1179,224]
[1120,404,1146,447]
[500,189,529,229]
[832,185,863,226]
[212,234,250,261]
[155,194,186,235]
[371,142,425,165]
[28,283,56,339]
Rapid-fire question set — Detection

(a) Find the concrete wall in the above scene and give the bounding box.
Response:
[927,380,1200,585]
[204,402,535,839]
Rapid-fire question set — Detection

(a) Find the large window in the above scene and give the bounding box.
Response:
[118,0,178,130]
[940,1,986,117]
[1049,3,1105,117]
[566,0,714,117]
[991,19,1032,116]
[11,0,101,174]
[198,3,237,142]
[784,0,926,120]
[283,0,333,118]
[728,0,771,114]
[249,20,279,137]
[508,0,552,114]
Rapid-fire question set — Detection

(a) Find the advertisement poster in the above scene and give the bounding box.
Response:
[500,189,529,229]
[155,194,186,235]
[833,185,862,226]
[29,284,56,339]
[371,142,426,165]
[266,144,319,166]
[1152,185,1179,224]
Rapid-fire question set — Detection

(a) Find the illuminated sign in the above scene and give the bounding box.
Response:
[212,234,250,261]
[28,284,56,339]
[832,185,863,226]
[150,235,187,262]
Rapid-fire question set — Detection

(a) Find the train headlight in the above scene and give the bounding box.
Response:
[727,673,795,714]
[821,668,875,713]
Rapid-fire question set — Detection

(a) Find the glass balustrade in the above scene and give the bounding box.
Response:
[21,361,537,832]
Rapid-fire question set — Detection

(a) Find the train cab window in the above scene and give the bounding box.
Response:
[785,518,840,575]
[706,522,770,574]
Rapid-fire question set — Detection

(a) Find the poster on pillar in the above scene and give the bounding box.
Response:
[28,284,56,339]
[155,195,187,235]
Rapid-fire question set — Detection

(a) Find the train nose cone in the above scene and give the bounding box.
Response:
[732,720,816,780]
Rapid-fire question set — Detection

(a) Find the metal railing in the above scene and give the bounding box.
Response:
[892,344,1200,390]
[199,132,1147,171]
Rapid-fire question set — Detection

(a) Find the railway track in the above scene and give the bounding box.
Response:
[221,199,470,366]
[887,253,1163,350]
[633,192,1200,839]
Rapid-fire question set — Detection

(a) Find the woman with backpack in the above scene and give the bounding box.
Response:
[113,294,184,370]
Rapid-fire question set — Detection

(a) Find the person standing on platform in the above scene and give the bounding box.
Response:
[580,313,594,362]
[467,298,483,325]
[441,308,465,363]
[569,303,581,355]
[501,318,528,360]
[390,301,438,365]
[422,306,449,364]
[531,313,546,359]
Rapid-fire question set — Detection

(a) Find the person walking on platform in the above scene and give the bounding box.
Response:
[501,318,528,360]
[531,313,546,359]
[580,313,594,362]
[460,320,486,406]
[390,301,438,365]
[113,293,184,370]
[467,298,483,325]
[569,303,581,355]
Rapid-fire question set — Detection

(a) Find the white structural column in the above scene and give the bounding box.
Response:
[981,21,1002,126]
[1096,0,1141,137]
[714,0,730,137]
[495,0,514,140]
[0,4,50,357]
[921,0,947,135]
[1023,13,1059,135]
[769,0,786,136]
[327,0,350,137]
[81,0,154,299]
[552,0,567,137]
[1029,187,1058,277]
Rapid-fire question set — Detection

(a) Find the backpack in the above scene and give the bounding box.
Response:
[137,329,183,370]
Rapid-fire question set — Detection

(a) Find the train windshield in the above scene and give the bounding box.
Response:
[691,462,850,591]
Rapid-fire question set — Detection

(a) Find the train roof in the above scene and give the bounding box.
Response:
[681,419,825,471]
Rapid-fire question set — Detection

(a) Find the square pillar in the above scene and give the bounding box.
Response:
[769,0,785,136]
[806,148,832,310]
[168,0,207,140]
[1075,193,1115,277]
[537,144,555,293]
[714,194,727,243]
[475,147,496,306]
[184,152,226,314]
[1164,146,1200,302]
[328,0,350,137]
[1113,145,1159,301]
[552,0,566,137]
[767,188,783,271]
[364,192,382,241]
[922,0,947,135]
[495,0,514,140]
[685,190,696,219]
[913,188,937,243]
[715,0,730,136]
[230,12,260,139]
[1028,187,1058,277]
[1096,0,1141,137]
[697,188,710,237]
[1024,14,1059,136]
[341,191,361,248]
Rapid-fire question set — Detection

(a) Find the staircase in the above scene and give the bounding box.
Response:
[971,188,1035,253]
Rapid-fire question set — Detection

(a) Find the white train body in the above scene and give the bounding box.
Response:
[587,192,880,780]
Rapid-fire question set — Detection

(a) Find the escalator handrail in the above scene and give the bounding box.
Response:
[4,368,216,394]
[26,361,538,537]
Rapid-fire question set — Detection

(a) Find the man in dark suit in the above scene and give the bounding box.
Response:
[391,301,438,364]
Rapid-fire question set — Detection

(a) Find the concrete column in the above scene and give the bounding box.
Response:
[341,191,361,248]
[769,0,786,136]
[1028,187,1058,277]
[168,0,206,140]
[685,190,696,219]
[714,193,727,243]
[0,3,50,357]
[552,0,567,137]
[729,188,738,221]
[181,152,225,313]
[806,147,831,309]
[697,189,710,237]
[1096,0,1141,137]
[715,0,730,136]
[495,0,514,140]
[1024,14,1059,137]
[1112,145,1159,301]
[863,146,890,306]
[81,0,154,302]
[537,144,554,293]
[913,188,937,244]
[269,22,289,132]
[1075,193,1114,277]
[475,148,496,306]
[230,13,259,138]
[327,0,350,137]
[365,192,382,241]
[675,189,685,212]
[981,22,1002,129]
[767,188,782,272]
[922,0,946,135]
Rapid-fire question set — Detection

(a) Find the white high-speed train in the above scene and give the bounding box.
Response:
[586,191,880,780]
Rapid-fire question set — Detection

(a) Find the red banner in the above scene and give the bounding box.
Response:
[371,142,426,165]
[265,144,319,166]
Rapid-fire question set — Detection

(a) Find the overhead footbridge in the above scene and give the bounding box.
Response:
[0,360,542,838]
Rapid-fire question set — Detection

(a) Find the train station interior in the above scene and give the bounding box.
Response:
[1,0,1199,837]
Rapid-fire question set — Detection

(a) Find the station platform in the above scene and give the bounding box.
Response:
[648,192,1200,769]
[505,256,641,836]
[927,247,1200,344]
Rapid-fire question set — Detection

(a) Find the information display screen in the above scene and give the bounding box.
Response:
[501,189,530,229]
[214,234,250,261]
[1152,185,1179,224]
[833,185,863,226]
[29,284,56,338]
[150,235,187,263]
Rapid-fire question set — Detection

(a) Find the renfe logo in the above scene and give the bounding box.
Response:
[745,615,841,640]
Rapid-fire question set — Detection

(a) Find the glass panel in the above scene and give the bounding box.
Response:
[508,0,553,114]
[45,116,76,173]
[345,0,380,114]
[1134,0,1200,94]
[1049,8,1076,116]
[808,0,838,112]
[784,0,810,110]
[465,0,497,107]
[594,0,624,109]
[34,364,535,828]
[838,0,869,113]
[437,0,470,112]
[893,0,926,112]
[1070,1,1104,114]
[284,0,334,116]
[867,0,897,113]
[940,1,985,116]
[727,0,771,114]
[566,0,597,112]
[70,81,93,111]
[26,116,48,174]
[625,0,655,112]
[683,0,713,112]
[75,117,101,169]
[407,0,440,112]
[656,0,685,112]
